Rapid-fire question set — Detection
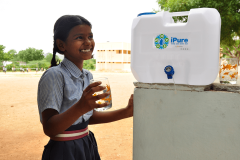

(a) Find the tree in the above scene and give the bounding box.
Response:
[18,47,44,62]
[5,49,17,60]
[221,38,240,64]
[156,0,240,46]
[0,45,17,61]
[0,45,5,60]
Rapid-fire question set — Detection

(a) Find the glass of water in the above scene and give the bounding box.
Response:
[90,77,112,111]
[219,58,238,84]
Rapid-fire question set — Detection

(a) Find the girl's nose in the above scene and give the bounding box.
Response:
[84,38,91,45]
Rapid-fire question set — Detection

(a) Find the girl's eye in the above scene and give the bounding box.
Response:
[76,36,83,39]
[89,35,93,39]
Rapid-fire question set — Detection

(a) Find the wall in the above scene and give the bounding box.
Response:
[95,42,131,71]
[133,82,240,160]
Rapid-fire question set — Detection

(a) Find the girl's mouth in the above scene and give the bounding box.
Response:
[80,49,91,52]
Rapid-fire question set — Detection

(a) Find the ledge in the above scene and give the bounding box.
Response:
[133,82,240,93]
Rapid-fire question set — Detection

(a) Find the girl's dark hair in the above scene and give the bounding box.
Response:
[51,15,92,67]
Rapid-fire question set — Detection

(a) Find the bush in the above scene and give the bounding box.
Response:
[5,63,29,71]
[38,62,50,69]
[5,63,14,71]
[83,59,96,70]
[27,60,51,70]
[0,61,3,68]
[12,61,20,67]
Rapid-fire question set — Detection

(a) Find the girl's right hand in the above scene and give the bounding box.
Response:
[78,81,110,113]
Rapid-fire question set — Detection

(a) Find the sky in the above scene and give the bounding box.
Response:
[0,0,160,59]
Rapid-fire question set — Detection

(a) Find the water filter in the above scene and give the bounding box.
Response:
[131,8,221,85]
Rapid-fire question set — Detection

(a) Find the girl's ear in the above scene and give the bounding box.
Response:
[56,39,66,52]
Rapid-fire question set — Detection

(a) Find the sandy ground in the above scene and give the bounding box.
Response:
[0,69,238,160]
[0,71,136,160]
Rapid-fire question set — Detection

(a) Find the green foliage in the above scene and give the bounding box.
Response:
[83,59,96,70]
[5,63,14,71]
[156,0,240,46]
[44,53,60,63]
[10,61,20,67]
[0,45,17,61]
[11,53,21,61]
[18,47,44,63]
[4,59,52,71]
[37,61,50,69]
[0,45,6,60]
[0,61,3,67]
[221,38,240,63]
[27,59,51,69]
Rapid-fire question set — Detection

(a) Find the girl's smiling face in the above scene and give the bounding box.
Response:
[57,24,95,67]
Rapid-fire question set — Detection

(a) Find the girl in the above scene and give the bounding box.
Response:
[37,15,133,160]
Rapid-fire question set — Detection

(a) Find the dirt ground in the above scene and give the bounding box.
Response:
[0,71,136,160]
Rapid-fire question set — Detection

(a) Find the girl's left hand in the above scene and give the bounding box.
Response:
[125,94,133,118]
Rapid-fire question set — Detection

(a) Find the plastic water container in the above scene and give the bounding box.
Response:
[131,8,221,85]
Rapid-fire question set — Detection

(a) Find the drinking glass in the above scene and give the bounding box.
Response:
[90,77,112,111]
[219,58,238,84]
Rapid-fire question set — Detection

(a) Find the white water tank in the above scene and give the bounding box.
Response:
[131,8,221,85]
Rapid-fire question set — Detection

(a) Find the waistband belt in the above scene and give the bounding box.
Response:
[51,127,89,141]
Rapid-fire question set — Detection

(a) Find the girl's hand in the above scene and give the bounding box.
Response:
[78,81,110,113]
[125,94,133,118]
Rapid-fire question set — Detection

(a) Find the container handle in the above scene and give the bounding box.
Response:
[169,11,189,17]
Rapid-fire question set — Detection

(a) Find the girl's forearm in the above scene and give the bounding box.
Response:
[43,102,86,137]
[89,107,131,125]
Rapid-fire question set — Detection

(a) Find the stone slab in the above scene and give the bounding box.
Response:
[133,82,240,93]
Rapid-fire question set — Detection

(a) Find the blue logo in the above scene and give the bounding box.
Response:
[155,34,169,49]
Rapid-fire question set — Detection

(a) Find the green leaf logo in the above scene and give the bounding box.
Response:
[155,34,169,50]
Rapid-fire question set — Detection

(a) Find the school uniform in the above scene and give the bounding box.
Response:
[37,58,100,160]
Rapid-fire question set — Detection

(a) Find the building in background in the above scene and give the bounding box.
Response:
[95,42,131,72]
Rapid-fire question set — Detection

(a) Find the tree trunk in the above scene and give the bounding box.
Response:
[226,47,235,58]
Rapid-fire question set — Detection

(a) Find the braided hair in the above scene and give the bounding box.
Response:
[51,15,92,67]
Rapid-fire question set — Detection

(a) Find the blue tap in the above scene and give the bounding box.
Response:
[164,65,174,79]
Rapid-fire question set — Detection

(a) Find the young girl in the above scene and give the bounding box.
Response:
[37,15,133,160]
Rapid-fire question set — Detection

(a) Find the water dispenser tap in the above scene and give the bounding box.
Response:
[164,65,174,79]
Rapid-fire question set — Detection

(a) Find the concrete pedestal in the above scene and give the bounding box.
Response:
[133,82,240,160]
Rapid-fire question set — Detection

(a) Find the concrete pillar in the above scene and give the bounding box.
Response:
[133,82,240,160]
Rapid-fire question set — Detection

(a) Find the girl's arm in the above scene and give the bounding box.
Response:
[89,94,133,125]
[42,103,87,138]
[42,82,110,137]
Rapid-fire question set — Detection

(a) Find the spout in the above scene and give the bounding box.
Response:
[164,65,174,79]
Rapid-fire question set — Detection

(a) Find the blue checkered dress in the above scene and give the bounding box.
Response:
[37,58,93,125]
[37,58,100,160]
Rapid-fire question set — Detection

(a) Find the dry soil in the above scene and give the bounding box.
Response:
[0,71,136,160]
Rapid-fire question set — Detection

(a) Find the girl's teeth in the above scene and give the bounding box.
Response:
[81,49,90,52]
